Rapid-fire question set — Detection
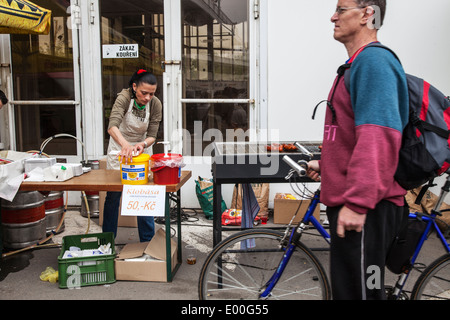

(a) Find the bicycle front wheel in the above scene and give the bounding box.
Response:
[198,229,331,300]
[411,253,450,300]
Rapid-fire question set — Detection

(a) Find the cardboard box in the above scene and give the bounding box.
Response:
[98,157,137,227]
[273,193,320,224]
[115,229,178,282]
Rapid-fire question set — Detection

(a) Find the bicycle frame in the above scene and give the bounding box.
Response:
[390,207,450,299]
[260,152,450,300]
[259,188,329,299]
[410,212,450,263]
[302,189,330,243]
[262,165,450,300]
[382,174,450,299]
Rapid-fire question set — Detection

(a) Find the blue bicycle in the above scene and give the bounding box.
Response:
[198,151,450,300]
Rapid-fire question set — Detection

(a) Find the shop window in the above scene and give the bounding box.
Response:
[100,0,165,154]
[10,0,76,155]
[182,0,250,155]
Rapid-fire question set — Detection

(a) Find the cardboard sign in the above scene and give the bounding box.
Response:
[121,185,166,217]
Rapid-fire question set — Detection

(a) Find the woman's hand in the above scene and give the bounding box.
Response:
[108,127,139,164]
[135,138,155,156]
[135,142,145,155]
[119,143,138,164]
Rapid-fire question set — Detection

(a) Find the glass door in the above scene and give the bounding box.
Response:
[100,0,166,154]
[181,0,253,155]
[99,0,257,157]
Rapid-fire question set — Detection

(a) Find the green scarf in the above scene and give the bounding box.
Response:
[134,100,146,110]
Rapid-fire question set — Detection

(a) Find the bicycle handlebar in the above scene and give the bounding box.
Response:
[294,142,313,158]
[282,155,308,177]
[283,142,317,179]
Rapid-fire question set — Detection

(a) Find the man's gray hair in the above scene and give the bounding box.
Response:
[355,0,386,28]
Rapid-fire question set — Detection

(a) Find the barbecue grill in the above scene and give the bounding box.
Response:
[210,140,322,246]
[211,141,322,183]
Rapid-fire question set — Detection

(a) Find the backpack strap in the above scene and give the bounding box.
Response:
[411,111,450,140]
[343,42,400,92]
[312,99,337,122]
[414,179,437,206]
[312,64,349,122]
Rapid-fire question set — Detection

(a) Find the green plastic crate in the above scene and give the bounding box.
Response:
[58,232,116,289]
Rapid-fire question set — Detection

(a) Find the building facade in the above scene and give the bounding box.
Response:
[1,0,449,206]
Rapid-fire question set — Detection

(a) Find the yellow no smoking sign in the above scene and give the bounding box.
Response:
[121,185,166,217]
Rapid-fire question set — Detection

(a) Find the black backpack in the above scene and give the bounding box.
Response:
[323,43,450,191]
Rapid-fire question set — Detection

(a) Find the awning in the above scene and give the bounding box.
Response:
[0,0,51,35]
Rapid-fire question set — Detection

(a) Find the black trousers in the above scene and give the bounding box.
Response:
[326,200,409,300]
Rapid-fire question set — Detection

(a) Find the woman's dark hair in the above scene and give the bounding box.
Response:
[129,69,157,97]
[0,90,8,105]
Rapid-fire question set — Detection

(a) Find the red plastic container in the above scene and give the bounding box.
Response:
[150,153,183,185]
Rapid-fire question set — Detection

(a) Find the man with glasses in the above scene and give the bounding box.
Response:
[307,0,410,299]
[0,90,7,109]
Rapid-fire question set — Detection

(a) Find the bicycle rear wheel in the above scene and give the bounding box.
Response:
[411,253,450,300]
[198,229,330,300]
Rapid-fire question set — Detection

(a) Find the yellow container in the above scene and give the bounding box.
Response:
[120,153,150,185]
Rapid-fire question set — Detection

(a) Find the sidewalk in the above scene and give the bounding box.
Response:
[0,208,215,300]
[0,207,446,300]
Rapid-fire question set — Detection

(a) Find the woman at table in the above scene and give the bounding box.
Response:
[103,69,162,242]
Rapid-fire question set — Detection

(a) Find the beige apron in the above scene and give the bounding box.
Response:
[107,99,151,170]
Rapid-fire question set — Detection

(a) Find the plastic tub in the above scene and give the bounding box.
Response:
[120,153,150,185]
[150,153,183,185]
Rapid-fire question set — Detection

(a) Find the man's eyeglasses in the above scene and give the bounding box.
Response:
[335,6,365,15]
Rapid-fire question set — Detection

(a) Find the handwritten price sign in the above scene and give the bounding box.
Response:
[121,185,166,217]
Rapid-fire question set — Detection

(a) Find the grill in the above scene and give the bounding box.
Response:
[211,141,322,183]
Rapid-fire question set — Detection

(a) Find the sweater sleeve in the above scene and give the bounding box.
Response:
[343,47,409,214]
[108,89,131,130]
[350,47,409,132]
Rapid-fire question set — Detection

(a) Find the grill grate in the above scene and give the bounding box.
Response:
[214,141,322,156]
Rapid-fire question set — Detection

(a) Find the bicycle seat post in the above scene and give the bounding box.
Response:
[431,174,450,215]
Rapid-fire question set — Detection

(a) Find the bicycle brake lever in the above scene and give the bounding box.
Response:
[283,156,307,177]
[285,169,295,180]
